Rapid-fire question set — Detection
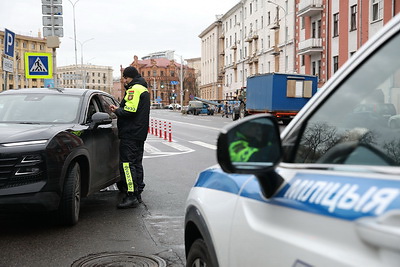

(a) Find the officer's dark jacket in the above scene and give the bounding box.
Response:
[115,76,150,141]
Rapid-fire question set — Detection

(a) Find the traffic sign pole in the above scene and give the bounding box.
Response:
[42,0,63,87]
[3,28,15,91]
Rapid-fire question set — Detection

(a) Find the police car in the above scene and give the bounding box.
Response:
[184,14,400,267]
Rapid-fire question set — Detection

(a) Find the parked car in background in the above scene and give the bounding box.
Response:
[151,102,164,109]
[187,100,214,115]
[168,103,181,110]
[0,88,120,226]
[184,14,400,267]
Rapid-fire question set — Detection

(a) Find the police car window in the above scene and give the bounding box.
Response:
[294,31,400,167]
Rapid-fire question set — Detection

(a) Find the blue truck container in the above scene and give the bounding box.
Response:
[237,73,318,123]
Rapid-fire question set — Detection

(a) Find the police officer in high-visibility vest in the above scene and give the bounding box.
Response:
[110,66,150,208]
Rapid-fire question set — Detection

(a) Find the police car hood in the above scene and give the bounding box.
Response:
[0,123,74,144]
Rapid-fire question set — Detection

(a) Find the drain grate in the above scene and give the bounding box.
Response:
[71,252,166,267]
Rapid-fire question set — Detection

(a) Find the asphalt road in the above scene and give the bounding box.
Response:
[0,109,236,267]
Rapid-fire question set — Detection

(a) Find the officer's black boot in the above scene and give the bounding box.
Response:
[136,194,143,203]
[117,193,139,209]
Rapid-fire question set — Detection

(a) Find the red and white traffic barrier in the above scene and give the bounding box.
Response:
[149,118,172,142]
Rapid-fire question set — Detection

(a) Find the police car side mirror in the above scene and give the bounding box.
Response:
[89,112,112,130]
[217,114,283,198]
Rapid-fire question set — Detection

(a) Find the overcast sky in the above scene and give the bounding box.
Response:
[0,0,239,77]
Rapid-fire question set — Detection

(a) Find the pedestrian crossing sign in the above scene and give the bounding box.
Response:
[24,52,53,79]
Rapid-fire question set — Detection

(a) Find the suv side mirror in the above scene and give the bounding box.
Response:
[217,114,283,198]
[89,112,112,130]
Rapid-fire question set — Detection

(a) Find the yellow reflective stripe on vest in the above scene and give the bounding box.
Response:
[123,162,134,192]
[124,84,148,113]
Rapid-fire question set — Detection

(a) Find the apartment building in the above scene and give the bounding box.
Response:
[0,30,52,90]
[200,0,400,100]
[200,0,296,100]
[127,54,196,106]
[297,0,400,86]
[57,64,113,93]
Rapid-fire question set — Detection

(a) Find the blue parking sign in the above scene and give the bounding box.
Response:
[4,29,15,57]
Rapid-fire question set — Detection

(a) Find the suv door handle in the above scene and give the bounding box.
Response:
[355,211,400,252]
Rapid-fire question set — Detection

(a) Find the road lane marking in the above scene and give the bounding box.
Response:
[144,143,161,153]
[163,141,194,152]
[189,141,217,150]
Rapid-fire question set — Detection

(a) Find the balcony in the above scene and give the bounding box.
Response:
[249,55,259,63]
[245,36,253,42]
[270,23,280,30]
[298,38,323,55]
[297,0,323,17]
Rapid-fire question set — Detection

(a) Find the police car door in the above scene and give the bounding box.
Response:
[228,16,400,267]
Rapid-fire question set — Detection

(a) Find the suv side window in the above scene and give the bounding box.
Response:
[292,31,400,167]
[100,94,118,119]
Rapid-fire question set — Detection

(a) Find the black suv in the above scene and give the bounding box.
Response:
[0,88,120,225]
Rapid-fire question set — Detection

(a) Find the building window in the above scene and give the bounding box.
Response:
[317,20,321,38]
[350,5,357,31]
[312,61,316,75]
[333,56,339,73]
[318,60,321,78]
[333,13,339,37]
[372,0,383,22]
[268,11,271,25]
[301,55,305,66]
[153,70,157,76]
[312,22,316,38]
[301,17,305,30]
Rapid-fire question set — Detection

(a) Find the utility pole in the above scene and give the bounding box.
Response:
[68,0,80,87]
[180,55,184,106]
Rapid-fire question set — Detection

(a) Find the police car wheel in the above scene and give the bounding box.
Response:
[58,162,81,226]
[186,239,212,267]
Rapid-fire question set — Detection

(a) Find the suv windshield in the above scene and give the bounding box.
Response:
[294,30,400,167]
[0,94,81,124]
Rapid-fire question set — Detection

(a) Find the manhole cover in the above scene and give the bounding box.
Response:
[71,252,166,267]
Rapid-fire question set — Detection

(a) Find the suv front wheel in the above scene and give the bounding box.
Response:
[58,162,81,226]
[186,239,212,267]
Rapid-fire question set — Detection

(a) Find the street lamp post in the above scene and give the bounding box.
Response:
[79,38,94,89]
[69,37,94,89]
[151,77,156,102]
[180,55,184,106]
[68,0,80,84]
[267,1,287,72]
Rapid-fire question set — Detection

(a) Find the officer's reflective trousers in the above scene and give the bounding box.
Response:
[119,138,145,195]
